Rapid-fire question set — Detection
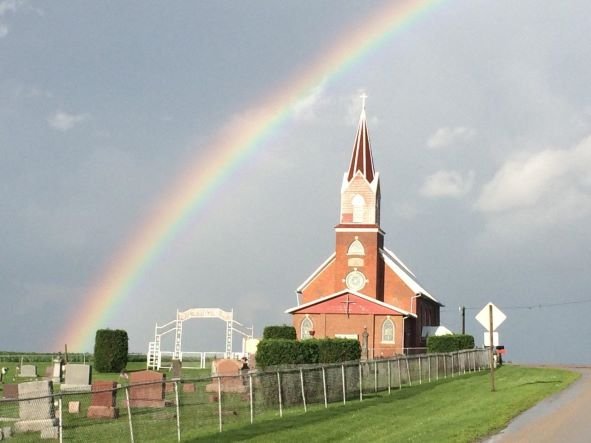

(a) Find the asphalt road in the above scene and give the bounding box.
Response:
[485,365,591,443]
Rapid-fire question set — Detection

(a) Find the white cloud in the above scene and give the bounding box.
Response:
[48,111,89,131]
[426,126,476,149]
[291,82,326,121]
[420,170,475,198]
[0,0,21,16]
[476,136,591,214]
[0,23,7,37]
[474,135,591,244]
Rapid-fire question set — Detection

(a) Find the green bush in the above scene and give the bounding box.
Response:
[94,329,129,373]
[255,338,360,369]
[427,334,475,353]
[262,325,297,340]
[317,338,361,363]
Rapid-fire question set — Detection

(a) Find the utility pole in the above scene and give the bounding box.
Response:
[460,306,466,334]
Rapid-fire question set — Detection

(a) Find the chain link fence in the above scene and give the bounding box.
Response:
[0,349,489,441]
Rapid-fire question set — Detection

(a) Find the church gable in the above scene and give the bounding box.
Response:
[286,290,413,317]
[297,253,337,303]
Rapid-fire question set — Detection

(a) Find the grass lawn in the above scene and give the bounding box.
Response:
[1,364,579,442]
[189,365,578,442]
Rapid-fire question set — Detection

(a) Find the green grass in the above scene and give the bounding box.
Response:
[1,365,579,442]
[189,365,578,442]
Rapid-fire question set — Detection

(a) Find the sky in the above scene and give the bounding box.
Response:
[1,0,590,364]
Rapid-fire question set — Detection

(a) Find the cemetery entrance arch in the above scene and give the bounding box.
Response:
[147,308,253,370]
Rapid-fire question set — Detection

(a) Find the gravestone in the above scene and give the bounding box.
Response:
[18,365,37,378]
[52,360,63,383]
[171,359,182,379]
[13,380,58,436]
[68,401,80,414]
[206,359,247,396]
[60,364,92,392]
[87,381,119,419]
[182,383,195,393]
[2,383,18,399]
[127,370,167,408]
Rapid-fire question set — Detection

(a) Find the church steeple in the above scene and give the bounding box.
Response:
[340,97,381,226]
[347,95,375,183]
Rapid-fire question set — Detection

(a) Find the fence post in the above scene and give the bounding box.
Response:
[387,360,391,394]
[359,363,363,401]
[374,362,378,393]
[58,395,63,443]
[436,355,439,381]
[174,381,181,442]
[418,356,422,385]
[217,377,222,433]
[322,367,328,408]
[428,355,431,383]
[341,365,346,405]
[406,357,411,387]
[300,369,307,412]
[443,354,447,379]
[125,386,135,443]
[249,374,254,424]
[277,372,283,418]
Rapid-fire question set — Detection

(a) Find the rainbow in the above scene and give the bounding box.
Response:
[56,0,447,351]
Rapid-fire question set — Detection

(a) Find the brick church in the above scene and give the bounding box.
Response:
[286,102,442,357]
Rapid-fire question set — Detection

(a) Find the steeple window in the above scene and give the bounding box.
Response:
[347,238,365,256]
[352,194,365,223]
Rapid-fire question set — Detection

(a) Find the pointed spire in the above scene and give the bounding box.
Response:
[347,95,375,183]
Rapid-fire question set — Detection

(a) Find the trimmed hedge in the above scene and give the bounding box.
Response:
[317,338,361,363]
[427,334,475,353]
[255,338,360,369]
[94,329,129,373]
[262,325,297,340]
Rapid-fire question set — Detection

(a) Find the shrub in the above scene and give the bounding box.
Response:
[255,338,360,369]
[317,338,361,363]
[427,334,475,353]
[262,325,297,340]
[94,329,129,373]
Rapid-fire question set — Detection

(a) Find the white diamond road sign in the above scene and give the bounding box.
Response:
[475,302,506,331]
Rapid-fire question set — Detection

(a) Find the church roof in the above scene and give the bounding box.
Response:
[296,252,336,294]
[347,106,375,183]
[285,289,415,317]
[380,247,441,305]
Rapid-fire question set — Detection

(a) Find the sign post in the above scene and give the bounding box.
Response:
[475,302,506,393]
[488,304,495,392]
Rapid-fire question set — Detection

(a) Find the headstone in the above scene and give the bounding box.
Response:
[14,380,58,436]
[44,366,53,379]
[68,401,80,414]
[182,383,195,393]
[18,365,37,378]
[206,359,247,395]
[2,383,18,399]
[171,359,182,379]
[60,364,92,392]
[87,381,119,419]
[127,370,167,408]
[52,361,63,383]
[2,426,12,439]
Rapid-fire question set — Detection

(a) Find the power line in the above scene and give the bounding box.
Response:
[441,297,591,313]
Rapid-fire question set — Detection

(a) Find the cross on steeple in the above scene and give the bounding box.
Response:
[360,93,368,110]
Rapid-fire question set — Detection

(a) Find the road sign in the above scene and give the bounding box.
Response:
[475,303,506,331]
[484,331,499,347]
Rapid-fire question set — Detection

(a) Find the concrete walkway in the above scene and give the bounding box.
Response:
[486,365,591,443]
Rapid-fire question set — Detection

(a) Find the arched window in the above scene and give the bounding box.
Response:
[352,194,365,223]
[347,238,365,256]
[301,316,314,340]
[382,317,395,343]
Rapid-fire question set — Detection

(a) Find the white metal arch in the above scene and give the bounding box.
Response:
[147,308,253,370]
